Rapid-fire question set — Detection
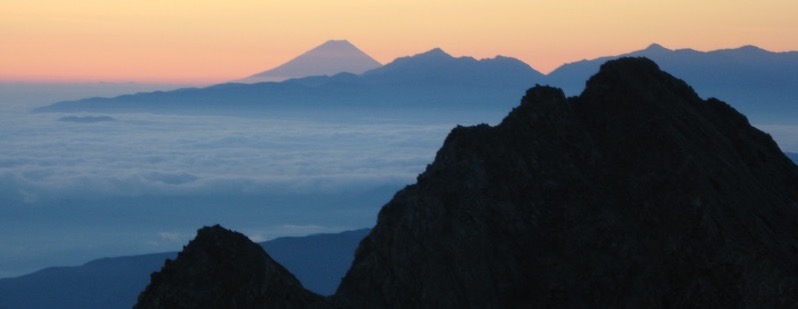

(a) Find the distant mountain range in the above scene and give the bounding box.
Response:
[361,48,544,86]
[34,42,797,124]
[0,229,369,309]
[547,43,798,123]
[238,40,382,83]
[35,47,541,121]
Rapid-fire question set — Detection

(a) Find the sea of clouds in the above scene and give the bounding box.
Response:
[0,84,470,278]
[0,83,795,279]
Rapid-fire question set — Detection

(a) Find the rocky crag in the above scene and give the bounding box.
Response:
[135,57,798,308]
[134,225,327,309]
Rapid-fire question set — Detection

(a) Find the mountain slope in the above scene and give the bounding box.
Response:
[0,229,369,309]
[546,43,798,123]
[239,40,382,83]
[0,253,174,309]
[134,57,798,308]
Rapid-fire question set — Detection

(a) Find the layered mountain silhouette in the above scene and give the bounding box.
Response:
[238,40,382,83]
[35,48,542,120]
[547,43,798,123]
[0,229,368,309]
[134,58,798,308]
[34,43,796,125]
[362,48,544,86]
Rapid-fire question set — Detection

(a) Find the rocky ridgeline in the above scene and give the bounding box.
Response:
[135,58,798,308]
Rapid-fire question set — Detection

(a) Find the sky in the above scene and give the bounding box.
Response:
[2,0,797,84]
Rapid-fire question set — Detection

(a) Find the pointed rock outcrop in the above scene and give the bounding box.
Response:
[134,225,329,309]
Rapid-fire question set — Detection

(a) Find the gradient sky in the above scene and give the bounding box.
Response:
[2,0,797,84]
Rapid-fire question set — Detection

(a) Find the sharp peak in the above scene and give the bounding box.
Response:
[319,39,354,46]
[643,43,671,52]
[418,47,453,57]
[309,39,360,50]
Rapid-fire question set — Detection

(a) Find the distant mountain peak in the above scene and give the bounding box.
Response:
[425,47,449,54]
[238,40,382,83]
[361,47,544,84]
[314,39,366,51]
[321,39,352,45]
[734,44,768,53]
[738,44,764,50]
[643,43,671,52]
[412,48,454,59]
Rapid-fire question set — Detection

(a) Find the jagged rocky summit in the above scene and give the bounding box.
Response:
[135,57,798,308]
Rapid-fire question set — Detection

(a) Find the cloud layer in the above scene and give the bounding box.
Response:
[1,85,795,279]
[0,105,462,278]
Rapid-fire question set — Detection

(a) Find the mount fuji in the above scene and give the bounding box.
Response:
[238,40,382,83]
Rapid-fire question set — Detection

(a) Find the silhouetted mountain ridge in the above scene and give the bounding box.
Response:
[35,48,540,118]
[547,44,798,122]
[362,48,544,86]
[0,229,369,309]
[134,57,798,308]
[134,225,328,308]
[35,44,796,125]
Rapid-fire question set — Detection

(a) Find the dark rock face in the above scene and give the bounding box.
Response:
[134,225,328,309]
[135,57,798,308]
[336,58,798,308]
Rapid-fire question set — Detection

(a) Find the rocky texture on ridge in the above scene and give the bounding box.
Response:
[135,57,798,308]
[134,225,328,309]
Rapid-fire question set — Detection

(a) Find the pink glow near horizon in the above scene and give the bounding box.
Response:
[2,1,796,84]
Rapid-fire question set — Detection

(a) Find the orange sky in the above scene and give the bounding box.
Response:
[2,0,797,84]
